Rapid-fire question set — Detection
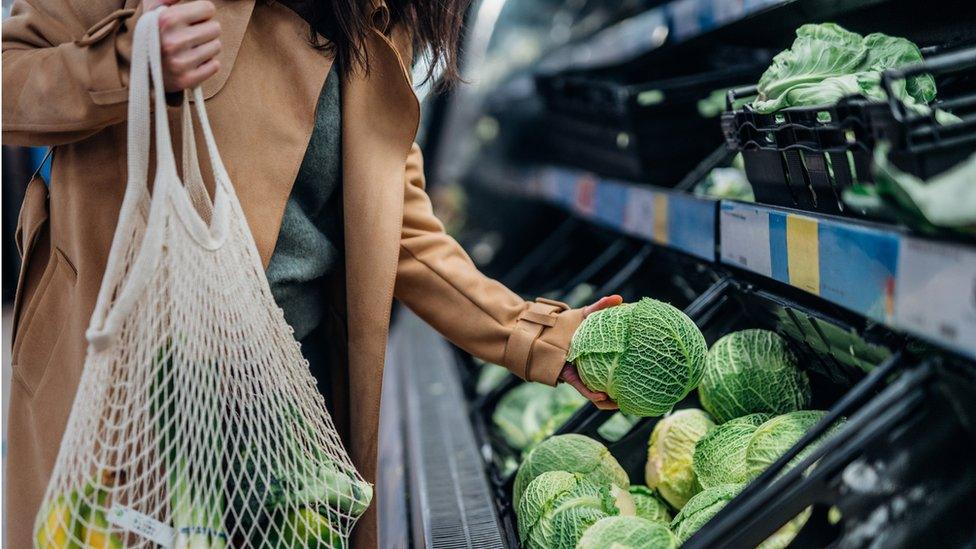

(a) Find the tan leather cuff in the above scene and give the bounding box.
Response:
[504,298,585,386]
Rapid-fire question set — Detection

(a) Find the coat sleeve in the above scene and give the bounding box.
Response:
[2,0,143,146]
[394,144,583,386]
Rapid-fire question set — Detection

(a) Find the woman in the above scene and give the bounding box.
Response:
[2,0,620,545]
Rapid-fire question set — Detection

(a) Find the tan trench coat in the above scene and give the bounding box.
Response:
[2,0,584,546]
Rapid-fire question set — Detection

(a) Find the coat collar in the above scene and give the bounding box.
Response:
[201,0,255,99]
[205,0,411,101]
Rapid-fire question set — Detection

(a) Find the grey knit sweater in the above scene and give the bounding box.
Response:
[265,66,342,340]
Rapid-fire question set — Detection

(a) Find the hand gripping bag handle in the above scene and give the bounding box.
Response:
[87,6,233,349]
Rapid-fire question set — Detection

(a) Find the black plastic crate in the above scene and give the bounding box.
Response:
[535,62,765,184]
[722,46,976,215]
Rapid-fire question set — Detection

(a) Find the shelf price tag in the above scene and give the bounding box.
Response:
[652,193,669,245]
[895,237,976,358]
[574,174,597,217]
[786,214,820,295]
[623,186,656,241]
[720,203,772,277]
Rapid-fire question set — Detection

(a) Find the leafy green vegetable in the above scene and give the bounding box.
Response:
[568,298,707,417]
[492,382,586,451]
[516,472,621,549]
[645,409,715,509]
[698,329,811,423]
[514,434,629,508]
[694,165,754,201]
[576,516,679,549]
[754,23,942,117]
[268,508,343,549]
[476,362,512,396]
[693,413,772,488]
[628,486,672,524]
[670,484,810,546]
[151,348,228,548]
[843,144,976,235]
[745,410,829,478]
[757,507,813,549]
[670,484,742,543]
[597,412,641,443]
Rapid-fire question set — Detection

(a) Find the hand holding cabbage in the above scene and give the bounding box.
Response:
[564,297,707,417]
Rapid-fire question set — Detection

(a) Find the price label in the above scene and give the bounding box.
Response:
[786,214,820,295]
[108,505,176,548]
[720,204,772,277]
[623,187,656,241]
[652,194,669,245]
[895,237,976,358]
[574,174,597,216]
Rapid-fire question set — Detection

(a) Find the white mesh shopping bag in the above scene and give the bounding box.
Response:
[33,8,370,548]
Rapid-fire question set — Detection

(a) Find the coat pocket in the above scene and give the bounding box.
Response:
[11,174,78,396]
[11,174,51,344]
[11,248,78,396]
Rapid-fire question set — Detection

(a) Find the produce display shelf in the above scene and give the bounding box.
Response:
[541,0,791,72]
[474,164,718,262]
[719,200,976,359]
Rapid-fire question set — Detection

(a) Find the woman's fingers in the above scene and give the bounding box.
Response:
[170,39,222,74]
[142,0,180,12]
[178,58,221,90]
[559,364,619,410]
[582,294,624,318]
[153,0,221,92]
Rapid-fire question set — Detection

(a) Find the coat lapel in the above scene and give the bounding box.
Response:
[200,0,255,100]
[341,15,420,547]
[341,30,419,456]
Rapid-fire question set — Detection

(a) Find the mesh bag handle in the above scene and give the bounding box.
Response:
[35,7,371,548]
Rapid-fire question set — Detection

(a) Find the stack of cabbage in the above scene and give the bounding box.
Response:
[492,381,588,453]
[643,329,837,545]
[514,434,679,549]
[513,300,839,546]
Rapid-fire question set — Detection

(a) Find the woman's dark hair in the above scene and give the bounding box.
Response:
[285,0,469,87]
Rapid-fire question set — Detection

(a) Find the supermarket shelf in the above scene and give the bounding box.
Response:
[472,163,975,359]
[474,163,718,262]
[540,0,791,72]
[719,201,976,359]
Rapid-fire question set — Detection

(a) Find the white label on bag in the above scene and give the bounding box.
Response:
[107,504,176,548]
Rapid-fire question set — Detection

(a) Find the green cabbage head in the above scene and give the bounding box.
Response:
[516,472,622,549]
[567,298,707,417]
[576,516,678,549]
[670,483,814,546]
[492,382,586,451]
[670,484,742,543]
[698,329,811,423]
[745,410,829,478]
[645,409,715,509]
[628,486,672,524]
[514,434,629,508]
[693,413,772,488]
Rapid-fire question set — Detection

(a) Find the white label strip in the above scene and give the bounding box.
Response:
[622,186,656,241]
[720,205,773,277]
[107,504,176,548]
[895,237,976,358]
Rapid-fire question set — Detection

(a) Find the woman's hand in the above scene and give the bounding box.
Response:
[144,0,222,92]
[559,295,624,410]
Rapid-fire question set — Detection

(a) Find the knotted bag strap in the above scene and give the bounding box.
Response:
[504,298,570,381]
